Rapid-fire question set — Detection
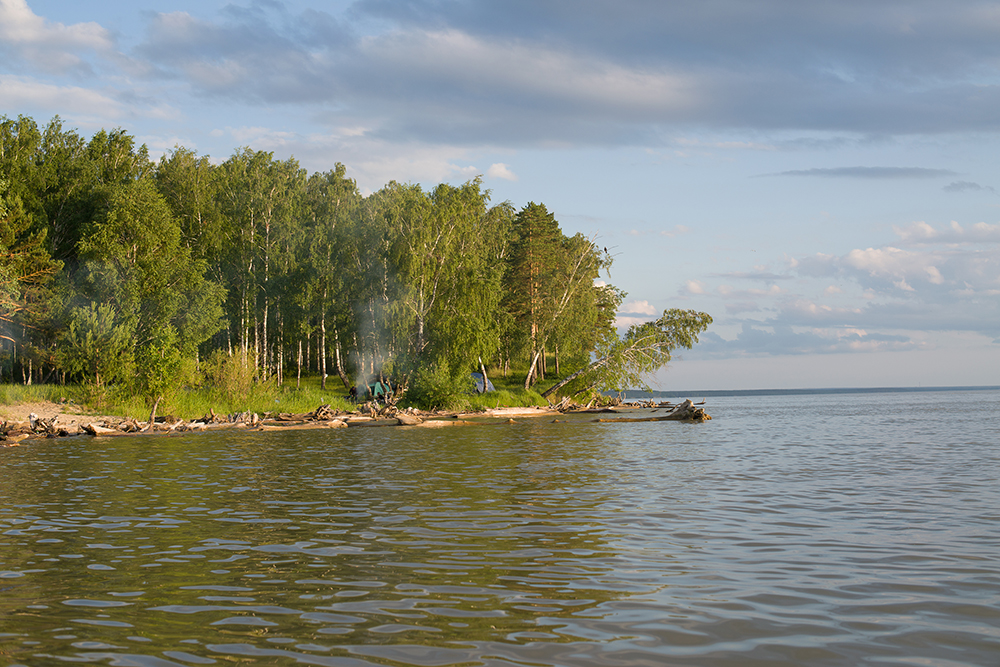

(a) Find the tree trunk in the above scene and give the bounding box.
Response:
[479,356,490,393]
[334,329,350,390]
[254,310,261,372]
[145,395,162,432]
[597,400,710,423]
[277,338,283,386]
[262,301,269,377]
[540,355,610,399]
[524,349,541,390]
[297,340,302,390]
[320,301,327,391]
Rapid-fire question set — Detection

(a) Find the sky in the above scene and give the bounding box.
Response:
[2,0,999,390]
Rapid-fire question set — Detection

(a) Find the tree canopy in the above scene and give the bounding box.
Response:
[541,309,714,398]
[0,114,711,406]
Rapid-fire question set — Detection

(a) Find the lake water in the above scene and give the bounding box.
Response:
[2,389,999,666]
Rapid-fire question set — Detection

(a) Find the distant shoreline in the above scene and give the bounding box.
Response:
[619,385,1000,399]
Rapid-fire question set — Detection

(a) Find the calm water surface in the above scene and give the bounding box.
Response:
[2,390,999,666]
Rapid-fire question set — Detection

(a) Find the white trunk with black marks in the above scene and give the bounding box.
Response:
[541,355,611,399]
[524,349,541,390]
[479,356,489,392]
[320,288,328,390]
[262,301,268,377]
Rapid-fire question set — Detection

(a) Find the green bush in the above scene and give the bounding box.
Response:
[199,349,261,400]
[404,362,475,410]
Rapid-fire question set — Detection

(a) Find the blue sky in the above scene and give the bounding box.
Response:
[3,0,999,389]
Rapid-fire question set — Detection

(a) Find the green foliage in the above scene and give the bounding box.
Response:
[384,178,512,376]
[154,146,224,261]
[545,308,714,398]
[464,387,547,410]
[0,383,90,411]
[72,178,224,401]
[55,302,134,388]
[216,147,305,363]
[0,177,61,328]
[503,202,613,389]
[165,382,353,421]
[405,362,476,410]
[199,349,260,401]
[1,114,713,416]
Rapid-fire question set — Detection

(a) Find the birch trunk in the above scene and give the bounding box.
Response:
[320,289,328,390]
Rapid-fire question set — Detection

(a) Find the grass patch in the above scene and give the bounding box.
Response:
[0,366,562,420]
[465,388,547,411]
[458,371,551,411]
[168,375,355,420]
[0,375,357,421]
[0,383,89,407]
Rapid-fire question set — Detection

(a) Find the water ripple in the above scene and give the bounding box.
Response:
[1,390,998,666]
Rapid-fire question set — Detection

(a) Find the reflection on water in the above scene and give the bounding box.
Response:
[2,390,999,666]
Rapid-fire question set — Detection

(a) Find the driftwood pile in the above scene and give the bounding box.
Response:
[596,399,711,423]
[1,398,711,445]
[0,403,437,444]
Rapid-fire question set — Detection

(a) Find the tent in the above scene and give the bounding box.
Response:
[470,372,496,394]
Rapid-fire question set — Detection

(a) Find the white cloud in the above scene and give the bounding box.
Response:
[683,279,707,295]
[620,300,657,316]
[782,299,862,320]
[0,75,121,117]
[660,224,689,238]
[226,126,298,146]
[486,162,517,181]
[893,220,1000,245]
[843,246,949,287]
[364,28,700,117]
[451,164,480,178]
[689,323,921,358]
[0,0,112,74]
[799,242,1000,302]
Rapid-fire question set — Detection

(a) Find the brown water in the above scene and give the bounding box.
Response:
[2,390,999,666]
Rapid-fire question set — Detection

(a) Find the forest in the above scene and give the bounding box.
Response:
[0,115,711,411]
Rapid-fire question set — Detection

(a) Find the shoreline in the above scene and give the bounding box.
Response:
[1,399,709,445]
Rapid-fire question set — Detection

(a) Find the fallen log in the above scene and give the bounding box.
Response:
[596,399,711,423]
[82,423,120,435]
[396,413,423,426]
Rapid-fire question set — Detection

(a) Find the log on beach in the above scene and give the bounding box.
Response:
[396,413,423,426]
[596,399,711,423]
[82,423,120,435]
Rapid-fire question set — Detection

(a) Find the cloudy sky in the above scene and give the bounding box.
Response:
[3,0,999,389]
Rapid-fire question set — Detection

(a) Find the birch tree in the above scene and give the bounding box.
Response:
[541,308,713,398]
